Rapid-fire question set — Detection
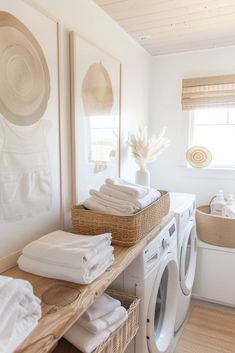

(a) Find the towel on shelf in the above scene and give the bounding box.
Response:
[64,323,110,353]
[84,198,127,216]
[22,231,112,268]
[108,309,128,333]
[0,275,41,353]
[18,247,114,284]
[105,178,149,198]
[83,293,121,321]
[78,306,128,334]
[100,184,161,209]
[64,304,128,353]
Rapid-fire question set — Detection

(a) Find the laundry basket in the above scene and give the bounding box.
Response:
[196,205,235,248]
[72,190,170,246]
[54,290,140,353]
[92,290,140,353]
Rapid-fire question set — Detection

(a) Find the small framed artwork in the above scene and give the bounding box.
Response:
[70,32,121,203]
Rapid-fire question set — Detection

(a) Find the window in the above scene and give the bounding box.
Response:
[189,108,235,168]
[88,114,118,164]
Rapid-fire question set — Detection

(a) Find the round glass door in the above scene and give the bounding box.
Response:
[180,220,197,295]
[147,254,178,353]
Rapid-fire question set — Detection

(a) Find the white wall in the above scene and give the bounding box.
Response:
[1,0,151,258]
[149,46,235,205]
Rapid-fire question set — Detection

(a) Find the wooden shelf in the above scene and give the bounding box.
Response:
[3,213,173,353]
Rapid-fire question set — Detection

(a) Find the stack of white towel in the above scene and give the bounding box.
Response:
[18,231,114,284]
[84,178,161,215]
[0,275,41,353]
[64,293,128,353]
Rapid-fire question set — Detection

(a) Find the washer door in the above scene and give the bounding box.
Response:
[180,220,197,295]
[147,253,178,353]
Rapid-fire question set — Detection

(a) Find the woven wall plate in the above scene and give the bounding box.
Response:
[0,12,50,126]
[186,146,212,168]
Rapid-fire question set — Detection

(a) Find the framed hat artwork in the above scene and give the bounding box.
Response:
[70,32,121,203]
[0,0,61,257]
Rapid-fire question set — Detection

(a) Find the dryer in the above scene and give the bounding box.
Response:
[170,192,197,332]
[122,218,179,353]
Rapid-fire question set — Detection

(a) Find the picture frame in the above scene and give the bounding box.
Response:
[70,31,121,204]
[0,0,62,257]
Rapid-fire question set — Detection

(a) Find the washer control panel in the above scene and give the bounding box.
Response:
[124,218,177,278]
[162,223,176,249]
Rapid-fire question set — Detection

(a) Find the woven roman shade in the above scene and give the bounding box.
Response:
[182,74,235,110]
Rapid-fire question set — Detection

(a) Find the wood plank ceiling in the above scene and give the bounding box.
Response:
[94,0,235,55]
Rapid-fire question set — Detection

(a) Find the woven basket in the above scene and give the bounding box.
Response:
[196,205,235,248]
[72,190,170,246]
[55,290,140,353]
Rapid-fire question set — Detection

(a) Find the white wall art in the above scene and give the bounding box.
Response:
[0,0,61,257]
[70,32,121,203]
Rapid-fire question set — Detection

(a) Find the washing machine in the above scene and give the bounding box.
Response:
[170,192,197,332]
[121,218,179,353]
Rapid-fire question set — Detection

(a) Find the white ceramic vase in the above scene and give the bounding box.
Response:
[135,166,150,186]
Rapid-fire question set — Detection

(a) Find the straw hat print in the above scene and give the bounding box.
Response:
[82,62,114,117]
[0,12,50,126]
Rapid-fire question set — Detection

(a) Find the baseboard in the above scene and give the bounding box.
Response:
[0,251,21,274]
[192,293,235,308]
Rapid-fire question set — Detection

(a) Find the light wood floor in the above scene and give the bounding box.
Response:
[175,304,235,353]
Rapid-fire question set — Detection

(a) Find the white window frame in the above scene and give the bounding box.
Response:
[189,109,235,169]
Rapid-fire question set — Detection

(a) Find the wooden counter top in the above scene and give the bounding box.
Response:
[3,212,173,353]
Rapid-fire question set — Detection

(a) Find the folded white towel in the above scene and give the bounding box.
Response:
[83,293,121,321]
[78,306,127,334]
[89,190,139,213]
[84,198,127,216]
[0,276,41,353]
[22,231,111,269]
[64,307,128,353]
[64,323,110,353]
[106,178,149,198]
[100,185,161,209]
[108,309,128,333]
[18,247,114,284]
[90,190,139,209]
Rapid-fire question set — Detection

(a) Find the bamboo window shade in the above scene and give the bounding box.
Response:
[182,74,235,110]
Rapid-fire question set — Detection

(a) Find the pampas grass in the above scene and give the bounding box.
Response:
[128,126,170,169]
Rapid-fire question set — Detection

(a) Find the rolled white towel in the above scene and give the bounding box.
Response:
[78,306,127,334]
[22,231,112,268]
[84,198,129,216]
[83,293,121,321]
[18,247,114,284]
[106,178,149,198]
[64,323,110,353]
[0,276,41,353]
[100,185,161,209]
